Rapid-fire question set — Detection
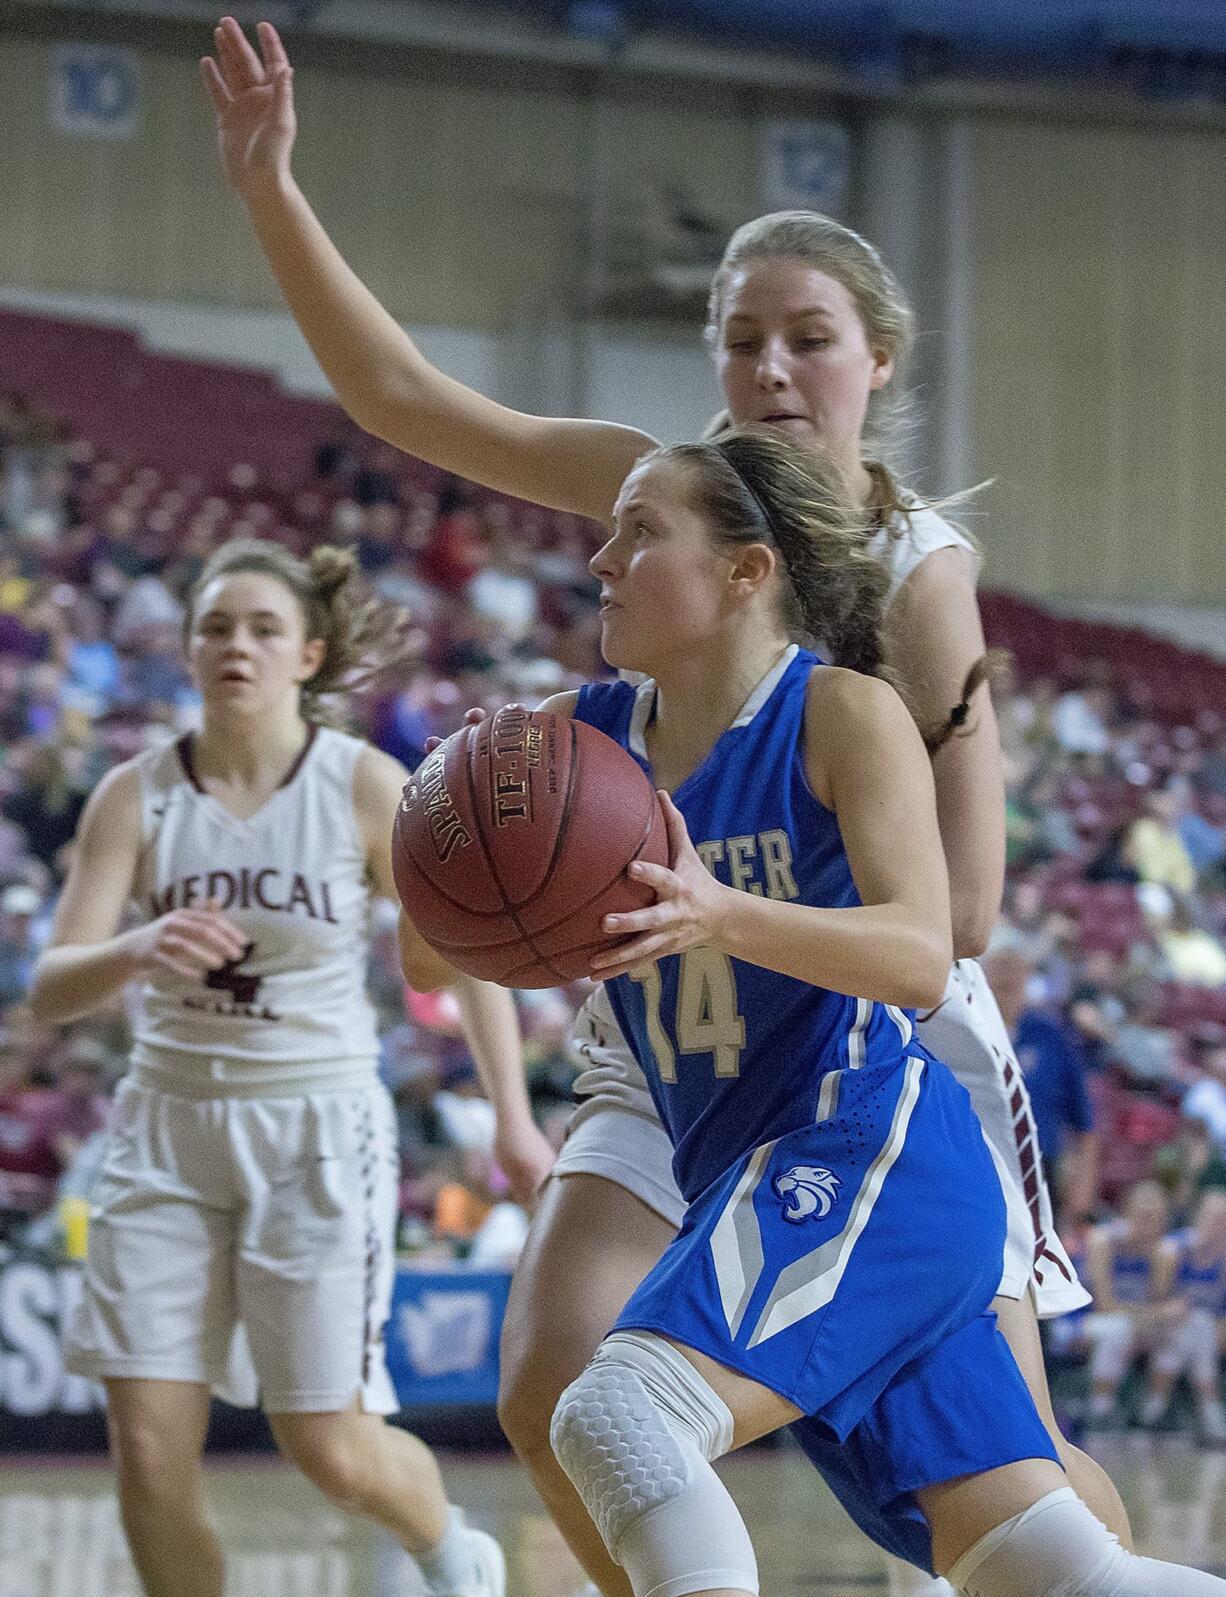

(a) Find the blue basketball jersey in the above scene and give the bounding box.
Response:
[1101,1220,1157,1304]
[575,645,915,1202]
[577,647,1059,1574]
[1172,1228,1226,1314]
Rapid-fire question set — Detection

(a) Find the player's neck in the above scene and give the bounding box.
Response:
[647,633,790,790]
[193,710,311,790]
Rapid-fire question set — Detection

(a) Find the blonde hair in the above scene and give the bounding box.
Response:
[659,427,989,753]
[704,211,917,517]
[185,538,410,728]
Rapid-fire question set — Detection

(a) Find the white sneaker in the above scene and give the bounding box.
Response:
[463,1527,506,1597]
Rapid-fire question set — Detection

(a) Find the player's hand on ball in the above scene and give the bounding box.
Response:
[128,902,249,981]
[423,704,502,756]
[200,18,298,199]
[591,791,732,979]
[493,1115,557,1206]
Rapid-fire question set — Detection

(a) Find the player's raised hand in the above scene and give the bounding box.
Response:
[590,791,734,979]
[200,17,297,198]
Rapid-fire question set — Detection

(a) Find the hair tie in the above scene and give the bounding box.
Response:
[949,700,970,728]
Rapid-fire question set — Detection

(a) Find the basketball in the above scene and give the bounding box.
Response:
[392,705,669,987]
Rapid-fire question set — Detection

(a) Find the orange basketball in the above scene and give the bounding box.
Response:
[392,705,668,987]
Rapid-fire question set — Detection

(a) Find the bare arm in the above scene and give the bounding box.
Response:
[30,765,247,1023]
[201,20,655,519]
[884,545,1005,959]
[593,670,953,1009]
[1085,1226,1120,1312]
[357,747,551,1198]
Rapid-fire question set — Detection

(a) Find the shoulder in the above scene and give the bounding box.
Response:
[879,499,981,610]
[82,757,145,824]
[802,666,923,807]
[537,689,581,718]
[352,741,411,815]
[804,664,916,744]
[73,758,145,858]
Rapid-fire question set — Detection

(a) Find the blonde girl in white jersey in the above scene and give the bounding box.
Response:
[200,19,1130,1593]
[29,538,520,1597]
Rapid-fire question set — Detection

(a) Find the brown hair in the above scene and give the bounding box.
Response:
[185,538,410,728]
[704,210,917,519]
[659,427,987,753]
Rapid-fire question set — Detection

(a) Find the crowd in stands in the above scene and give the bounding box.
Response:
[2,313,1226,1438]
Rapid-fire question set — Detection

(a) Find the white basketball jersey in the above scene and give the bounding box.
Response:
[130,725,380,1093]
[868,496,980,607]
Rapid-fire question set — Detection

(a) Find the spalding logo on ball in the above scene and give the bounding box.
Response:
[393,706,668,988]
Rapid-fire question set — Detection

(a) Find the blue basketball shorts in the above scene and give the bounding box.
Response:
[612,1054,1060,1566]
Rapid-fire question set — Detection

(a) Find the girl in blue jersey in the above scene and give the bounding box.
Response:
[1125,1187,1226,1443]
[529,428,1222,1596]
[200,35,1123,1597]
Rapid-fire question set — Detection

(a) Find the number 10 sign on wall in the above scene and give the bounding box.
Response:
[760,119,852,219]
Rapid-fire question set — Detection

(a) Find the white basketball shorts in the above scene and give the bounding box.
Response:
[553,964,1091,1319]
[65,1075,400,1412]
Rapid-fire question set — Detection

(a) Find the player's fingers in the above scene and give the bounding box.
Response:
[257,18,291,72]
[590,931,669,972]
[177,909,246,946]
[164,929,234,967]
[199,55,233,112]
[628,859,677,895]
[423,736,443,753]
[155,953,205,981]
[157,939,216,975]
[591,941,668,980]
[463,706,490,724]
[657,789,692,859]
[601,903,667,936]
[216,16,265,89]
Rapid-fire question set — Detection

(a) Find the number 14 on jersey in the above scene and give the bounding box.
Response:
[631,947,746,1081]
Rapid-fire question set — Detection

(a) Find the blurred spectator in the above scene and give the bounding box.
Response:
[1137,1190,1226,1444]
[1084,1181,1184,1428]
[1184,1042,1226,1157]
[0,1022,106,1230]
[1127,789,1198,896]
[1051,683,1113,756]
[1156,897,1226,989]
[1154,1119,1226,1225]
[985,946,1097,1227]
[1,741,87,878]
[0,881,40,1007]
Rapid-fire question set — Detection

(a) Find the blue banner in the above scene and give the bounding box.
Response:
[384,1266,512,1408]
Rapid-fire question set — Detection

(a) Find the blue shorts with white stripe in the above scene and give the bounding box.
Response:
[613,1051,1058,1565]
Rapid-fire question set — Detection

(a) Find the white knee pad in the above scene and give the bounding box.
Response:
[948,1487,1226,1596]
[550,1331,758,1597]
[883,1550,955,1596]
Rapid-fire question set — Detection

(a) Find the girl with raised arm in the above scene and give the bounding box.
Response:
[200,23,1127,1594]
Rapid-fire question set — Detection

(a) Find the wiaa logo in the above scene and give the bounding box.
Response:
[774,1165,841,1222]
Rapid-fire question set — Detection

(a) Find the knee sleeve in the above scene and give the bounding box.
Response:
[550,1331,758,1597]
[948,1488,1226,1596]
[1087,1312,1136,1386]
[883,1551,955,1596]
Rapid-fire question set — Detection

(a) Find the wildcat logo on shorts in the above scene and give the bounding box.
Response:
[774,1165,841,1222]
